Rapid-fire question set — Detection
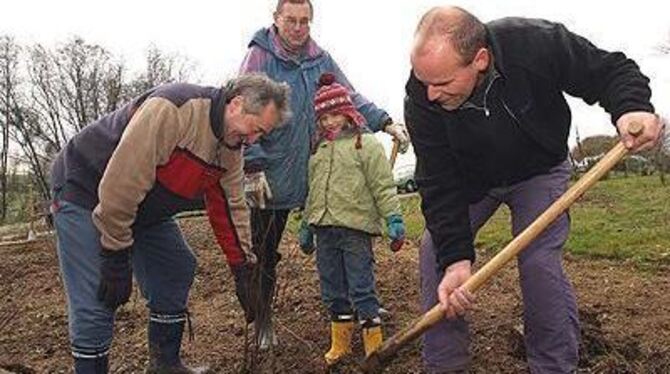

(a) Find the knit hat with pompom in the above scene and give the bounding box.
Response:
[313,72,366,127]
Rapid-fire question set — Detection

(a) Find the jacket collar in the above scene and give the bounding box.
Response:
[460,64,501,113]
[209,85,228,140]
[486,24,507,79]
[313,126,370,149]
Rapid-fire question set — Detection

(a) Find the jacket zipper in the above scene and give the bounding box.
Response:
[481,75,498,117]
[501,99,522,129]
[461,74,499,117]
[319,142,335,224]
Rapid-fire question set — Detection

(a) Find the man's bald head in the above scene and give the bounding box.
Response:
[410,7,490,111]
[413,6,486,65]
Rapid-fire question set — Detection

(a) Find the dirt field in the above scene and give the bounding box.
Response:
[1,217,669,373]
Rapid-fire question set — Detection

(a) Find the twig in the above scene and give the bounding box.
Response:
[274,318,318,351]
[0,308,20,333]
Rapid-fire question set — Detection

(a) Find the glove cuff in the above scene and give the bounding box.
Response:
[100,247,131,258]
[390,238,405,252]
[381,117,394,131]
[244,162,265,174]
[386,214,404,225]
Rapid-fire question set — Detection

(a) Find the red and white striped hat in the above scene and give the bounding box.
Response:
[313,72,366,127]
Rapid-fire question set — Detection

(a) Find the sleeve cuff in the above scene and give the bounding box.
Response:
[435,245,476,273]
[243,161,265,174]
[380,115,393,131]
[610,105,655,125]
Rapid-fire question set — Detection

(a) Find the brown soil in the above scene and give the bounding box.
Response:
[1,217,669,373]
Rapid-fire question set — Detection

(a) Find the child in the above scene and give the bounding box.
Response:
[299,73,406,366]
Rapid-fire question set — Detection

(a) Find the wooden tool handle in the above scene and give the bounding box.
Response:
[389,139,400,169]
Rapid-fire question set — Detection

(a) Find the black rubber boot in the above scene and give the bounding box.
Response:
[73,347,109,374]
[146,311,209,374]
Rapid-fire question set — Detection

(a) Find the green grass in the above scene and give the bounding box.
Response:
[565,175,670,265]
[399,175,670,268]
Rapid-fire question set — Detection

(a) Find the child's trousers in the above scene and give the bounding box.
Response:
[314,226,380,321]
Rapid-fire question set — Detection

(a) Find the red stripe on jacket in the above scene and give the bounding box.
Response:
[156,149,245,266]
[204,182,245,266]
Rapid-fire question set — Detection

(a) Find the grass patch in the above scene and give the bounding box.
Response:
[565,175,670,266]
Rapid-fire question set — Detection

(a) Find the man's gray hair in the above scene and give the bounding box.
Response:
[227,73,292,125]
[275,0,313,18]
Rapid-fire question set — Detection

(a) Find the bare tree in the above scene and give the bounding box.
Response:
[0,35,21,222]
[128,45,197,96]
[27,38,127,150]
[0,37,200,224]
[9,107,52,201]
[104,63,126,112]
[51,37,126,132]
[27,44,68,151]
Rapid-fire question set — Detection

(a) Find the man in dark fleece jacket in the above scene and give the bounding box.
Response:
[50,74,290,374]
[405,6,662,373]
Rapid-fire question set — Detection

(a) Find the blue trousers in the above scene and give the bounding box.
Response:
[53,198,196,359]
[315,226,380,321]
[421,161,580,373]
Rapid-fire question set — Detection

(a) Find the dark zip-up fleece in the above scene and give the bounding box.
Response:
[404,17,654,271]
[50,83,253,266]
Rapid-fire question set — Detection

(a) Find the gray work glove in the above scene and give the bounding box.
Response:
[244,171,273,209]
[384,122,410,154]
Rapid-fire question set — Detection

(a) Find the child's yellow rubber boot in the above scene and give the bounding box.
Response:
[361,318,383,357]
[324,315,354,366]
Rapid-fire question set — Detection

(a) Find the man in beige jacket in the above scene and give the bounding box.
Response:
[50,74,290,373]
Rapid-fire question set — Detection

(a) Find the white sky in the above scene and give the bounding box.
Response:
[2,0,669,168]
